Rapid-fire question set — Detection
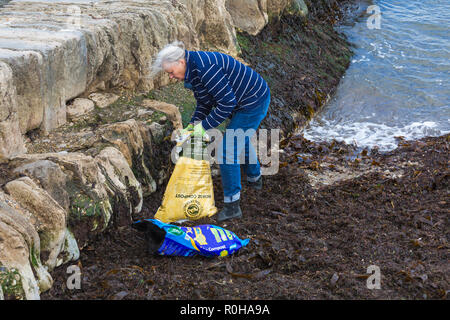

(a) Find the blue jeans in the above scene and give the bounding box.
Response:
[218,92,270,203]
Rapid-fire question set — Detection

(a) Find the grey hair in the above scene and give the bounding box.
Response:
[150,40,185,77]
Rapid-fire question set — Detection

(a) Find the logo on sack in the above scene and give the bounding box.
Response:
[184,199,202,219]
[167,226,184,236]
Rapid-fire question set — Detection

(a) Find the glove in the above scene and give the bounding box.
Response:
[181,123,194,135]
[192,122,206,138]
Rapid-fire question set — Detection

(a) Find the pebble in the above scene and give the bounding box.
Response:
[330,273,339,286]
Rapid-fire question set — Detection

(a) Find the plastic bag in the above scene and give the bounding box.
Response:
[154,156,217,223]
[132,219,250,257]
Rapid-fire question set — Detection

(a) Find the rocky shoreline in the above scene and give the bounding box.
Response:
[41,1,448,300]
[1,0,448,300]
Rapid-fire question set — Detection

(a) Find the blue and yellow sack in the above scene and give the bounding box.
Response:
[132,219,249,257]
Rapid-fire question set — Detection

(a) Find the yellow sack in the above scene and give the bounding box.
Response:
[154,156,217,223]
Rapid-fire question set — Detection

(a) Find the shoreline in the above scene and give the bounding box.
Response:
[34,1,449,300]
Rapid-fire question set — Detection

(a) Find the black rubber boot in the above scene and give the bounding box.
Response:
[216,199,242,222]
[247,176,262,190]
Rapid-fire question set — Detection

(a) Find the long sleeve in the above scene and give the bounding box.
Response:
[185,50,269,129]
[197,64,238,130]
[190,91,213,124]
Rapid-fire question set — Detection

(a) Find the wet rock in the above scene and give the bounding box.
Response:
[291,0,309,17]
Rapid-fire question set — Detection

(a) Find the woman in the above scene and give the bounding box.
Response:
[152,41,270,222]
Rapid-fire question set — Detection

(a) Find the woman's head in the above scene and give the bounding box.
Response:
[151,41,186,80]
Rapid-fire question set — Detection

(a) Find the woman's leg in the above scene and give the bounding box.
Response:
[218,93,270,203]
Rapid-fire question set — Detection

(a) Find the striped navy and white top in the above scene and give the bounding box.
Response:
[184,50,270,130]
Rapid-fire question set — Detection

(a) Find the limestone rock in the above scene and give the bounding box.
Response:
[60,228,80,266]
[66,98,95,120]
[266,0,293,18]
[0,29,84,134]
[95,146,143,220]
[0,0,240,142]
[0,192,53,300]
[194,0,237,53]
[0,61,26,160]
[0,221,41,300]
[88,92,119,109]
[11,152,113,248]
[141,99,183,130]
[100,119,157,195]
[225,0,268,35]
[148,122,165,142]
[10,137,152,245]
[0,0,299,160]
[4,177,67,271]
[12,159,70,211]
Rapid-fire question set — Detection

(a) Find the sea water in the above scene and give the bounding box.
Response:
[303,0,450,151]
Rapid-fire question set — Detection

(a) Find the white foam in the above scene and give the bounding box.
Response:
[302,0,450,152]
[352,55,371,63]
[302,119,449,152]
